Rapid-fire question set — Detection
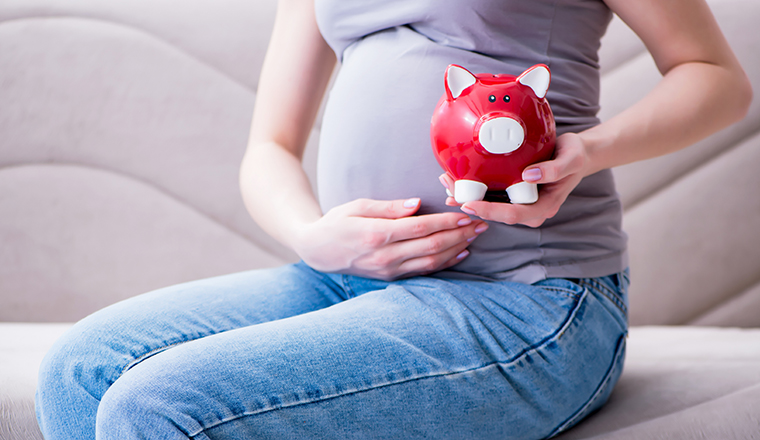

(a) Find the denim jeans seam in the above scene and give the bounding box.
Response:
[297,262,354,302]
[548,332,627,438]
[120,341,183,377]
[341,274,357,298]
[189,289,591,437]
[540,286,582,300]
[579,278,627,317]
[595,276,626,307]
[121,335,209,376]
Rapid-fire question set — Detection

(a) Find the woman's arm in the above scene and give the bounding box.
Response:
[241,0,487,280]
[241,0,335,243]
[451,0,752,226]
[582,0,752,172]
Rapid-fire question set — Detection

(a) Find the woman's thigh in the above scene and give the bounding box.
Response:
[35,262,346,440]
[95,274,627,440]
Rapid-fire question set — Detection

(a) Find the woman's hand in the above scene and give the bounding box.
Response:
[293,197,488,281]
[242,2,489,282]
[441,132,590,227]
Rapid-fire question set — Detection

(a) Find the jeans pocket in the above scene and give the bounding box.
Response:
[577,272,629,327]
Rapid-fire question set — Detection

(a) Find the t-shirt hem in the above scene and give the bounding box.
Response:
[434,250,629,285]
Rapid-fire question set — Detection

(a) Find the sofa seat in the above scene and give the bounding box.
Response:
[0,324,70,440]
[555,326,760,439]
[3,323,760,440]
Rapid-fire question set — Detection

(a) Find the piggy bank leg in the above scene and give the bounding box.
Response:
[506,181,539,204]
[454,180,488,204]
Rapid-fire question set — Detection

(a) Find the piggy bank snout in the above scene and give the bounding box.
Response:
[476,115,525,155]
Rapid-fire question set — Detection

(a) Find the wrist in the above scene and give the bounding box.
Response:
[278,212,320,254]
[576,125,618,177]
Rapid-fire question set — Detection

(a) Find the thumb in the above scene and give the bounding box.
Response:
[523,134,586,184]
[344,197,421,219]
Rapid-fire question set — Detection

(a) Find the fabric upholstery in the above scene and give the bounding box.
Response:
[555,327,760,439]
[0,164,287,322]
[600,0,760,326]
[0,0,310,322]
[3,324,758,440]
[0,325,70,440]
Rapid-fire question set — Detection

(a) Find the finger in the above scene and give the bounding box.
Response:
[438,173,457,200]
[380,211,476,243]
[358,219,486,276]
[438,173,455,191]
[523,133,587,184]
[390,220,488,259]
[461,200,530,225]
[431,242,475,272]
[342,197,422,219]
[394,233,476,277]
[463,187,561,224]
[461,178,574,226]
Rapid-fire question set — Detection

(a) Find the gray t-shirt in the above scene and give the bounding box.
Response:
[314,0,628,283]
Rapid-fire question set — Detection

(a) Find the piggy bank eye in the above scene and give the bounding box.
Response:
[488,95,496,103]
[503,95,511,103]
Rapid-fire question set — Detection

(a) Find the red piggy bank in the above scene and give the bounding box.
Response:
[431,64,556,204]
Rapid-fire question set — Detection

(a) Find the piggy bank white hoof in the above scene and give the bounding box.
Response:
[454,180,488,204]
[507,181,538,204]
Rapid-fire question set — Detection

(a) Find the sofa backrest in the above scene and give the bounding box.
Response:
[0,0,292,321]
[0,0,758,326]
[602,0,760,327]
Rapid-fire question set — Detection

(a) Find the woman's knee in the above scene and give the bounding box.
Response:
[96,359,199,440]
[35,315,126,438]
[37,310,132,405]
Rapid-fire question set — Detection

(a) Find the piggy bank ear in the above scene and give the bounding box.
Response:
[445,64,477,100]
[517,64,551,99]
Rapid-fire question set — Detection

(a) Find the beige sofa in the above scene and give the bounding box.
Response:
[1,0,759,438]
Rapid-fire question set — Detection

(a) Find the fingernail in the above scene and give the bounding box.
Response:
[403,198,420,208]
[456,250,470,260]
[461,205,476,215]
[475,223,489,234]
[438,175,450,189]
[523,168,542,182]
[457,217,472,226]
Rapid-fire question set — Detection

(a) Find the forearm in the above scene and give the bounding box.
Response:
[240,142,322,250]
[239,0,336,250]
[585,0,753,176]
[581,60,752,176]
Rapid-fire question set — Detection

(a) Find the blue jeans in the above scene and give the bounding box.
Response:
[35,263,628,440]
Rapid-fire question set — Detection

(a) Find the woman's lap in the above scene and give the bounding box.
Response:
[35,263,347,440]
[36,263,628,440]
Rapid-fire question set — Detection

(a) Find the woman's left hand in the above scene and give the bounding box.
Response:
[441,132,591,228]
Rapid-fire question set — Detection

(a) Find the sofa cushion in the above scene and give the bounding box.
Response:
[0,164,287,322]
[3,324,759,440]
[555,326,760,439]
[599,0,760,326]
[622,132,760,326]
[0,324,70,440]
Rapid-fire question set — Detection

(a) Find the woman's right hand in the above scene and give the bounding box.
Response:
[293,197,488,281]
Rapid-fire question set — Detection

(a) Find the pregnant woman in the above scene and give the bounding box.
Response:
[35,0,750,439]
